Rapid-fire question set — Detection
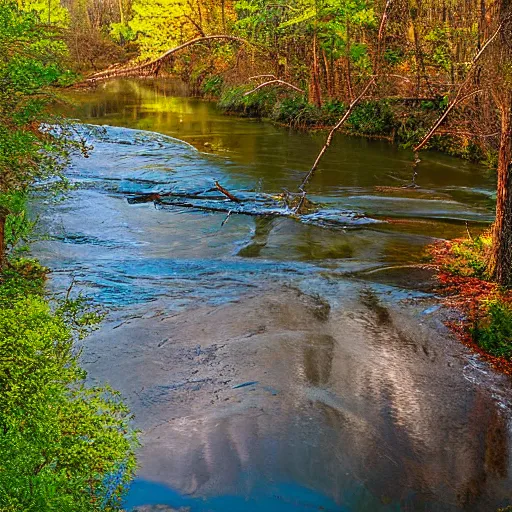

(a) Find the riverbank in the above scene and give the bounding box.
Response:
[199,77,494,165]
[429,233,512,374]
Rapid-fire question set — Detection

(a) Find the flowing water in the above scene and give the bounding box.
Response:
[34,79,512,511]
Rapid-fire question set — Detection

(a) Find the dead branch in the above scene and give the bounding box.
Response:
[414,21,506,152]
[86,35,247,83]
[243,79,304,96]
[297,78,376,195]
[294,0,394,212]
[221,210,232,227]
[214,181,242,202]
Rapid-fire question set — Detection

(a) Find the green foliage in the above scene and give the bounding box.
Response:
[20,0,69,27]
[273,96,320,127]
[442,235,492,279]
[321,99,346,124]
[0,260,138,511]
[0,5,138,510]
[383,48,403,65]
[110,23,135,45]
[347,100,396,135]
[472,299,512,359]
[424,26,452,71]
[201,75,224,97]
[219,85,278,117]
[0,193,35,254]
[0,1,79,198]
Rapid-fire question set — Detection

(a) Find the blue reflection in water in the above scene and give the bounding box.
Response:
[125,479,348,512]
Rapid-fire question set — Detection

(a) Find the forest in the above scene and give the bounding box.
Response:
[1,0,512,511]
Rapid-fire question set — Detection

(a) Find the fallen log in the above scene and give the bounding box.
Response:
[82,35,248,84]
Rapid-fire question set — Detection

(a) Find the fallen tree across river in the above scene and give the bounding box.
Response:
[126,186,380,230]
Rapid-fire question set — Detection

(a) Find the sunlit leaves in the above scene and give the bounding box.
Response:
[0,263,138,511]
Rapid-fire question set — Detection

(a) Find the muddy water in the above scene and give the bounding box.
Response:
[35,79,512,511]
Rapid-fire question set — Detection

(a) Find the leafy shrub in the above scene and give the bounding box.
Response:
[219,85,277,117]
[0,260,138,511]
[347,100,397,135]
[443,235,492,278]
[472,299,512,359]
[320,99,346,125]
[201,75,224,97]
[274,96,320,127]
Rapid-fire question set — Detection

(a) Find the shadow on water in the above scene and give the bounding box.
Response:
[33,80,512,511]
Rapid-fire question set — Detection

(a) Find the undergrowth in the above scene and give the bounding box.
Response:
[430,233,512,366]
[0,258,138,510]
[214,81,487,161]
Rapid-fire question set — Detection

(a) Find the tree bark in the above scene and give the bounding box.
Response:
[312,31,322,108]
[489,97,512,287]
[488,0,512,286]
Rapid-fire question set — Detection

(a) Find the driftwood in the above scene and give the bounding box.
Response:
[214,180,241,202]
[84,35,247,84]
[413,20,506,152]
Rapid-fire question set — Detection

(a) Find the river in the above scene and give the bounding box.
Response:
[34,79,512,511]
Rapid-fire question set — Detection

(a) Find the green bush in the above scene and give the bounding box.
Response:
[0,260,138,511]
[201,75,224,97]
[219,85,278,117]
[273,96,320,127]
[444,235,491,278]
[472,299,512,359]
[347,100,397,135]
[320,99,346,125]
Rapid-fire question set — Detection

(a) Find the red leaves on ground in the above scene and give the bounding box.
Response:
[429,239,512,375]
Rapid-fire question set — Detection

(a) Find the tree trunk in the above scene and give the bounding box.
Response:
[489,0,512,286]
[489,100,512,287]
[345,18,353,102]
[118,0,124,25]
[312,31,322,108]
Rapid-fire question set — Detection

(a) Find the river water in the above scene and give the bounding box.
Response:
[35,79,512,511]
